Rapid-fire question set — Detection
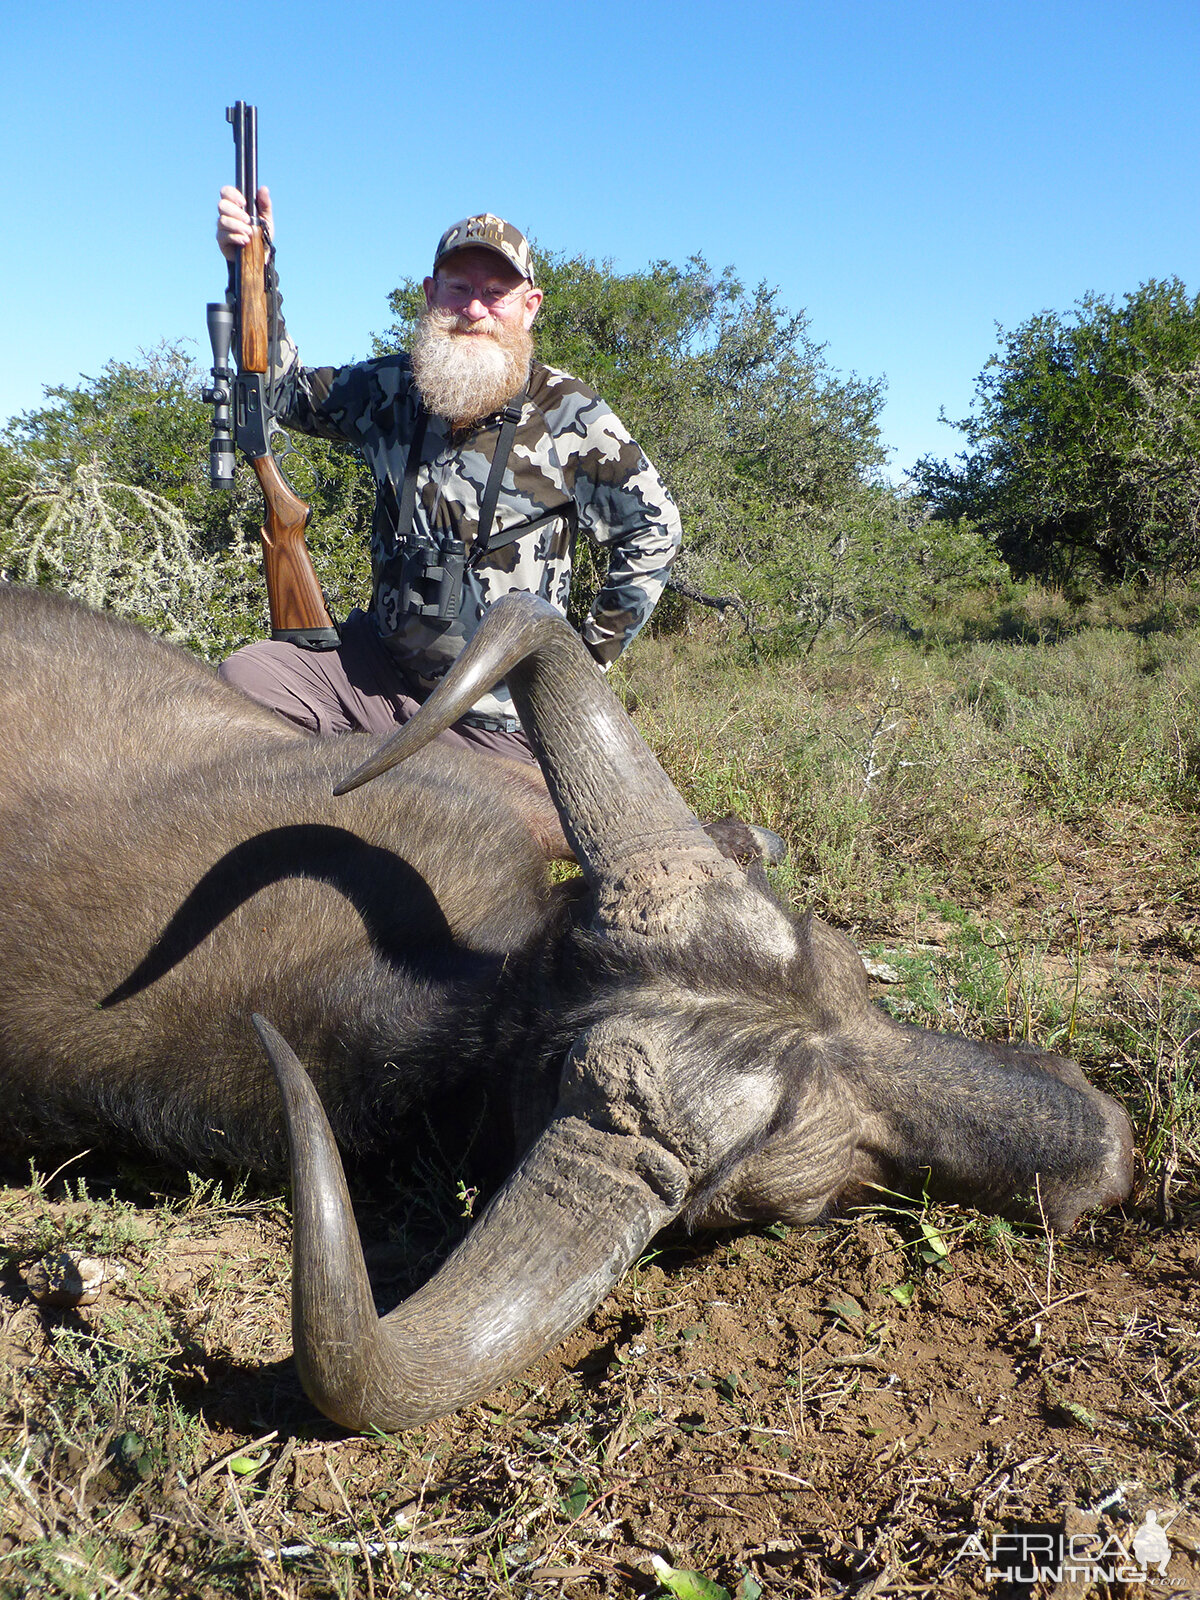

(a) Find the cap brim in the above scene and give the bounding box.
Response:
[435,241,530,279]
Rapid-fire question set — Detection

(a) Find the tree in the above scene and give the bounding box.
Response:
[912,279,1200,585]
[377,252,900,639]
[1,453,262,656]
[0,254,999,661]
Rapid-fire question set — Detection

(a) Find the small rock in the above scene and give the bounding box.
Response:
[22,1250,124,1308]
[861,955,902,983]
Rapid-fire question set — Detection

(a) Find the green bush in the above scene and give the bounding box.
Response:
[0,346,374,659]
[913,278,1200,587]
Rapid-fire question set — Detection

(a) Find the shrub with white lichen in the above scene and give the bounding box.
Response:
[0,454,262,659]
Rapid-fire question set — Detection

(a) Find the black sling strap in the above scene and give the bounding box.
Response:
[469,390,526,565]
[393,405,429,546]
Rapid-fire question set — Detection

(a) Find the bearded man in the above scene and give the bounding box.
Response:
[215,193,682,763]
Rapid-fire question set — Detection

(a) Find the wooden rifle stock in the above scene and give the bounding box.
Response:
[239,225,270,374]
[251,455,337,640]
[225,101,339,649]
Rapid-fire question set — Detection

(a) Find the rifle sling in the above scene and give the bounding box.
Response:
[479,503,574,555]
[469,392,526,564]
[394,406,430,547]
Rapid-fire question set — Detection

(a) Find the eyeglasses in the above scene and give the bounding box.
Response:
[434,276,528,311]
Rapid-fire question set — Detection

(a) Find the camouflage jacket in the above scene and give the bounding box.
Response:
[270,344,682,721]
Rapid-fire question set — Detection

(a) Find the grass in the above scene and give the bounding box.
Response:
[2,584,1200,1596]
[621,614,1200,924]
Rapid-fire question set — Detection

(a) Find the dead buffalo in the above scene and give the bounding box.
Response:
[0,583,1133,1432]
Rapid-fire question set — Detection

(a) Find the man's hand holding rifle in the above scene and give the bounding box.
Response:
[216,182,274,261]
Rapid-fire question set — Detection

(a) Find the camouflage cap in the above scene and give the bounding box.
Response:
[433,214,535,283]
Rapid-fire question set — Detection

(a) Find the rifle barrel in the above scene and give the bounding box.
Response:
[226,101,257,219]
[245,105,258,220]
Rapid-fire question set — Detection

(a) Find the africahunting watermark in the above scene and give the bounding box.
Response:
[951,1508,1175,1585]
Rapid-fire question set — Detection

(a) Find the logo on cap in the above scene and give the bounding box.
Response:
[434,215,534,282]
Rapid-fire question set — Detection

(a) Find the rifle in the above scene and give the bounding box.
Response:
[205,101,339,650]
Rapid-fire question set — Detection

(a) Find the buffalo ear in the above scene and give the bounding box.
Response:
[702,817,787,889]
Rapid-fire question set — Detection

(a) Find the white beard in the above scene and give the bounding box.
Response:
[410,308,533,427]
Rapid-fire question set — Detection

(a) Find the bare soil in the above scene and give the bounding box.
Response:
[1,1123,1198,1597]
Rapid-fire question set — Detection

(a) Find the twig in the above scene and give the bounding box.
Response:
[1158,1154,1178,1224]
[666,575,755,635]
[326,1455,378,1595]
[1008,1291,1090,1331]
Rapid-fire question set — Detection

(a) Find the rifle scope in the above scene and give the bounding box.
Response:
[204,301,237,491]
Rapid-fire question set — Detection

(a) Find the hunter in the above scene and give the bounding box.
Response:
[215,192,682,763]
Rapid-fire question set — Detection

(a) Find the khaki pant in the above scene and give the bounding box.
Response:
[218,608,536,765]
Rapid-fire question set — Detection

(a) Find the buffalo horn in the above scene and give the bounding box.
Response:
[336,594,736,904]
[254,1014,690,1432]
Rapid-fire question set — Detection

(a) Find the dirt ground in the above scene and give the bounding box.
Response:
[1,924,1198,1598]
[1,1144,1198,1596]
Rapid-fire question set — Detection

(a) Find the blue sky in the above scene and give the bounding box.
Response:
[3,0,1198,479]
